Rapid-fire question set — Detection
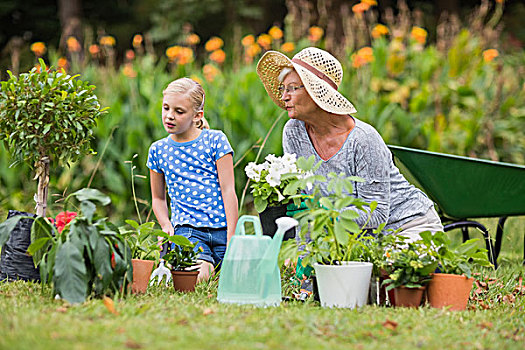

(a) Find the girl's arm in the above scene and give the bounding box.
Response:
[216,154,238,243]
[150,169,174,236]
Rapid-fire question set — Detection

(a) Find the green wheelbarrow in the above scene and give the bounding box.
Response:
[388,145,525,268]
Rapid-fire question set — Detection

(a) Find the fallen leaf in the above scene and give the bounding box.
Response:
[117,327,126,334]
[177,318,188,325]
[382,319,398,331]
[502,294,515,304]
[103,296,118,315]
[124,339,142,349]
[207,293,214,298]
[203,307,214,316]
[56,307,68,313]
[477,322,493,330]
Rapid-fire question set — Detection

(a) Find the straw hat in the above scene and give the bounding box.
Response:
[256,47,357,115]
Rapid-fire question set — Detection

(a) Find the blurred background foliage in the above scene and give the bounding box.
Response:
[0,0,524,224]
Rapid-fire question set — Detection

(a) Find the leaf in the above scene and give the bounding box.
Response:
[333,220,349,246]
[168,235,192,247]
[254,196,267,213]
[93,235,113,292]
[0,216,24,247]
[54,241,88,304]
[102,296,118,315]
[71,188,111,206]
[80,200,96,222]
[125,219,140,229]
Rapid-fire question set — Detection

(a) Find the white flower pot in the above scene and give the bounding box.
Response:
[313,261,373,309]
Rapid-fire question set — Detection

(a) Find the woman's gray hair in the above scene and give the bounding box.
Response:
[278,67,293,83]
[163,77,205,113]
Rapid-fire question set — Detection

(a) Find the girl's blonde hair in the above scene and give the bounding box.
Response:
[163,78,207,129]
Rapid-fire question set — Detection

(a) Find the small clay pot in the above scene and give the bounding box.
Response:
[393,286,426,308]
[427,273,474,311]
[171,270,199,292]
[131,259,155,294]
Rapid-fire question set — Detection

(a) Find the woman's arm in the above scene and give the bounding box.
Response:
[150,169,173,236]
[216,154,238,243]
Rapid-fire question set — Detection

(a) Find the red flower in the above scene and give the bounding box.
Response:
[55,211,77,233]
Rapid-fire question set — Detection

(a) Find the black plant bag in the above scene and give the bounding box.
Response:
[0,210,40,282]
[258,203,295,241]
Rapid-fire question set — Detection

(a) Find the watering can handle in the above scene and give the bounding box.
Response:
[234,215,263,236]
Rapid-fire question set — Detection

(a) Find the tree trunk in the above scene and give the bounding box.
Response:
[35,157,50,217]
[57,0,83,53]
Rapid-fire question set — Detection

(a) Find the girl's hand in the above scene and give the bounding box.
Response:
[158,224,174,248]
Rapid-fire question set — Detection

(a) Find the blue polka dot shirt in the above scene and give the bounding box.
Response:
[147,129,234,228]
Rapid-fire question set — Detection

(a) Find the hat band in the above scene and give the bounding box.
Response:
[291,58,338,90]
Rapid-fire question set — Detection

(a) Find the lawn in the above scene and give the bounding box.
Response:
[1,251,523,350]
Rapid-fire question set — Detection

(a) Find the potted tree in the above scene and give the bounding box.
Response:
[119,220,163,294]
[291,172,377,308]
[0,60,106,280]
[380,235,438,307]
[163,235,203,292]
[419,231,493,310]
[0,59,107,217]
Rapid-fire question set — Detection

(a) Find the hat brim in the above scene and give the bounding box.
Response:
[256,51,357,115]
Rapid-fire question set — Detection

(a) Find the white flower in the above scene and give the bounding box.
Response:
[266,169,281,187]
[245,162,261,181]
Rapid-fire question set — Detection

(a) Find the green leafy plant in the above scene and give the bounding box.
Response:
[381,235,439,291]
[0,59,107,217]
[26,188,132,304]
[419,231,493,277]
[119,220,163,260]
[292,172,377,267]
[163,235,202,271]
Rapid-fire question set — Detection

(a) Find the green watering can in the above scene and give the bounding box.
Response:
[217,215,298,307]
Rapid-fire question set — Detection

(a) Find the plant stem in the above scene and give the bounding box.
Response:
[238,111,286,213]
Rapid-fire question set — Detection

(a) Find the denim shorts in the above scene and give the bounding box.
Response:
[173,225,227,267]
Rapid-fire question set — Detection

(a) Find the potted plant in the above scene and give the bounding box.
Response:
[162,235,203,292]
[21,188,132,304]
[119,220,164,294]
[291,172,377,308]
[419,231,493,310]
[0,60,106,281]
[380,235,438,308]
[245,153,317,239]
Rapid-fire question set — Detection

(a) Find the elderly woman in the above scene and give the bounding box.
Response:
[256,47,443,241]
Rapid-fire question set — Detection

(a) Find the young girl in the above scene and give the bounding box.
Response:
[147,78,238,282]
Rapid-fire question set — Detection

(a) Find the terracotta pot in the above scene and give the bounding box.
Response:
[131,259,155,294]
[393,286,426,308]
[171,270,199,292]
[427,273,474,311]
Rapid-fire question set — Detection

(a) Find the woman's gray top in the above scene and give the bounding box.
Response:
[282,117,434,231]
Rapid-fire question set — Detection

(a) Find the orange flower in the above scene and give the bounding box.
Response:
[209,49,226,64]
[268,26,283,40]
[177,47,194,65]
[30,42,46,56]
[246,43,261,57]
[34,64,41,73]
[99,35,116,47]
[361,0,377,5]
[123,63,137,78]
[203,64,220,82]
[205,36,224,52]
[280,42,295,53]
[66,36,81,52]
[308,26,324,42]
[125,49,135,61]
[483,49,499,62]
[410,26,427,45]
[495,0,504,3]
[186,33,200,46]
[352,2,370,15]
[371,24,389,39]
[57,57,68,72]
[166,45,182,61]
[241,34,255,47]
[89,44,100,56]
[132,34,143,48]
[190,75,203,85]
[257,34,272,50]
[352,47,374,68]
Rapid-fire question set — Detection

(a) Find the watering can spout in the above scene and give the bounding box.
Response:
[260,217,298,272]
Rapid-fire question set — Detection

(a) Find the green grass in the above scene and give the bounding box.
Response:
[1,257,524,350]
